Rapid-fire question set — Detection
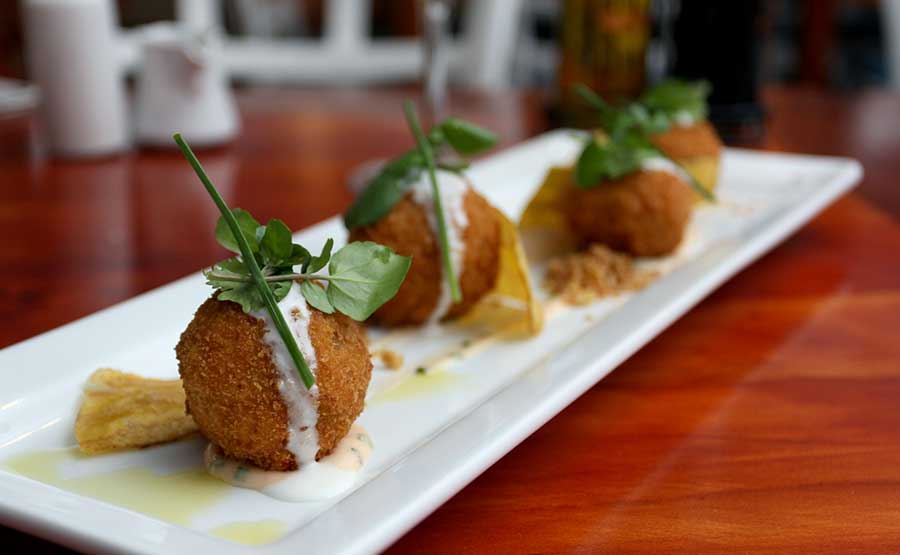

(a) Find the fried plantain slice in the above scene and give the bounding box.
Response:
[75,368,198,454]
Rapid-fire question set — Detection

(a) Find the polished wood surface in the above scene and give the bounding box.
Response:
[2,86,900,553]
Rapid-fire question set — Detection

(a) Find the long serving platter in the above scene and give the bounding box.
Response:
[0,130,861,554]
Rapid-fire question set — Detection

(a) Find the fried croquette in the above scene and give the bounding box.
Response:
[175,296,372,471]
[348,188,501,326]
[566,170,693,257]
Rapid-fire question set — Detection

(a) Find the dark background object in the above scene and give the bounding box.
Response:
[671,0,765,142]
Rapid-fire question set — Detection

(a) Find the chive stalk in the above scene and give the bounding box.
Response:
[574,83,611,113]
[402,101,462,303]
[174,133,316,389]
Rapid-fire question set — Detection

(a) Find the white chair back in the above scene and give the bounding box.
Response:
[116,0,524,89]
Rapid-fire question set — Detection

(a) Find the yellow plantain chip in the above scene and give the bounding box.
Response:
[677,155,720,201]
[75,368,197,455]
[456,208,543,337]
[518,166,577,232]
[517,165,581,266]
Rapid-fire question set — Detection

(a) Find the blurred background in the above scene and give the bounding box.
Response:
[2,0,899,156]
[0,0,893,90]
[0,0,897,150]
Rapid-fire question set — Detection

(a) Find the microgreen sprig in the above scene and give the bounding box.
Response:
[640,79,711,122]
[174,133,316,389]
[174,134,411,390]
[403,100,462,303]
[343,114,497,230]
[573,83,715,201]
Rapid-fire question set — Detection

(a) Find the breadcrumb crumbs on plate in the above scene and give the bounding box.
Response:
[373,348,404,370]
[545,244,658,305]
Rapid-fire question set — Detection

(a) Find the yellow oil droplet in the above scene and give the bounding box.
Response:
[208,519,289,545]
[371,369,466,404]
[3,448,230,526]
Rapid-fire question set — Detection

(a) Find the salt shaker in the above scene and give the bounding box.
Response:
[22,0,130,157]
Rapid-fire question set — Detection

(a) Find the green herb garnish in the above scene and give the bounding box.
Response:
[343,114,497,230]
[402,100,462,303]
[573,84,715,201]
[575,84,670,139]
[415,366,427,375]
[575,130,659,187]
[640,78,711,123]
[175,133,317,389]
[174,134,411,389]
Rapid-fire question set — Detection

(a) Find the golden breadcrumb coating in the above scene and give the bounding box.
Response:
[566,170,693,257]
[348,188,501,326]
[175,296,371,471]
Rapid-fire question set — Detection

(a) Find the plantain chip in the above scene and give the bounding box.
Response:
[75,368,197,455]
[456,208,543,337]
[677,155,720,200]
[518,166,577,232]
[516,166,581,265]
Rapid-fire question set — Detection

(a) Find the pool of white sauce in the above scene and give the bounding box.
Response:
[205,426,373,502]
[409,169,470,324]
[250,282,320,465]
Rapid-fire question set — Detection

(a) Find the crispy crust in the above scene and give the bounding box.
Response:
[649,121,723,160]
[175,296,372,471]
[348,188,501,326]
[566,170,693,257]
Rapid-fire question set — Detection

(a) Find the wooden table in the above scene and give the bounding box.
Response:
[2,86,900,554]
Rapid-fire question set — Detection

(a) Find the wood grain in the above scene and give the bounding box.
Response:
[2,86,900,554]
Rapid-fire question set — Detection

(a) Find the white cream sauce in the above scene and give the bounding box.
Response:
[250,282,319,465]
[410,169,470,324]
[204,426,373,502]
[672,110,698,127]
[640,157,691,184]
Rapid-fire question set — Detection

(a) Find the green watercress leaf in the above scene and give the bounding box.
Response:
[303,239,333,273]
[210,256,247,277]
[216,280,263,313]
[576,84,671,138]
[439,117,497,155]
[215,209,261,254]
[270,278,294,303]
[326,241,411,321]
[343,112,500,231]
[260,218,293,264]
[624,104,671,135]
[284,243,311,267]
[640,79,711,122]
[574,131,658,188]
[343,150,424,230]
[436,160,470,173]
[300,280,334,314]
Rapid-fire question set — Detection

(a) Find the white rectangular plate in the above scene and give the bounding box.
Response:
[0,130,861,554]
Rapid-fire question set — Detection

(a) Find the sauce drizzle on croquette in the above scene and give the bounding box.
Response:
[409,169,470,324]
[251,282,321,465]
[639,156,691,183]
